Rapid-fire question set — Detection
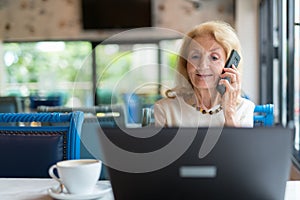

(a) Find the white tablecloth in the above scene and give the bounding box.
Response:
[0,178,114,200]
[0,178,299,200]
[285,181,300,199]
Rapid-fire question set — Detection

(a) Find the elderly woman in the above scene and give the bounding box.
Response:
[154,20,255,127]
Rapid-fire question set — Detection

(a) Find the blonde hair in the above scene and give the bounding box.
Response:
[167,20,243,98]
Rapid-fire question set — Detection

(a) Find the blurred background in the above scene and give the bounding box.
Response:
[0,0,299,170]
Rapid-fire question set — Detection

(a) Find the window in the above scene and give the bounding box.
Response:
[1,41,92,108]
[94,39,181,107]
[292,0,300,167]
[1,38,180,112]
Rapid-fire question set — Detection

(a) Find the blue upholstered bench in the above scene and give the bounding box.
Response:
[0,112,84,178]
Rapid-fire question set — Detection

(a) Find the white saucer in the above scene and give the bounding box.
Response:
[47,182,112,200]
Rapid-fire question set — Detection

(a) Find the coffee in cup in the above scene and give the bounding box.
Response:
[48,159,101,194]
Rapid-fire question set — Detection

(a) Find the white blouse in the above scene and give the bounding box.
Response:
[154,96,255,127]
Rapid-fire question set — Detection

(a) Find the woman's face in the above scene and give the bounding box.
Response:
[186,34,226,90]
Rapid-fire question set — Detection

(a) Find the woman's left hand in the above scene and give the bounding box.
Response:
[218,65,241,126]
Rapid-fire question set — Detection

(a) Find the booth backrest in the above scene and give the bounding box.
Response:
[253,104,274,126]
[0,112,84,178]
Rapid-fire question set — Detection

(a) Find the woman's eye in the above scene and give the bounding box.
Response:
[211,55,219,61]
[190,54,200,59]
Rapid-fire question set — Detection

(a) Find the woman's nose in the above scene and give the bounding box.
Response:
[195,57,210,69]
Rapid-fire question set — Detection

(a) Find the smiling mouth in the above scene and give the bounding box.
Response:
[196,74,213,78]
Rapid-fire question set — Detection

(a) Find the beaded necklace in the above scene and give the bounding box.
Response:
[192,104,223,115]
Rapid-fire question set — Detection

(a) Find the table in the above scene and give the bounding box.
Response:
[285,181,300,199]
[0,178,114,200]
[0,178,299,200]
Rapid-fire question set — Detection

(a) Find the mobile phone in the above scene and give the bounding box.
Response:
[216,49,240,95]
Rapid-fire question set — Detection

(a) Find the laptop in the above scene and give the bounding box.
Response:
[97,126,292,200]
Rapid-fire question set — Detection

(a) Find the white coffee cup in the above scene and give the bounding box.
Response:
[48,159,101,194]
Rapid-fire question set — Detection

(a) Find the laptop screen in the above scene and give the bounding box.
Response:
[97,126,292,200]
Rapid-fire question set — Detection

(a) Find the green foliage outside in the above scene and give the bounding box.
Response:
[3,42,92,84]
[2,40,179,107]
[95,44,132,88]
[2,42,92,104]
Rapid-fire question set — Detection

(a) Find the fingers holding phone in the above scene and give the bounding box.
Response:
[219,65,240,84]
[218,65,241,93]
[216,50,241,95]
